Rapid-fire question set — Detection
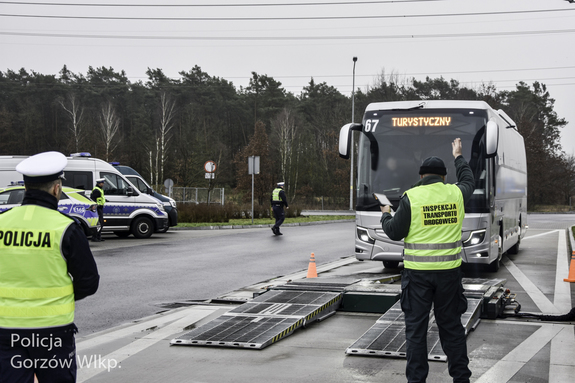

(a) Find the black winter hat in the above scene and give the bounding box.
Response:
[419,156,447,176]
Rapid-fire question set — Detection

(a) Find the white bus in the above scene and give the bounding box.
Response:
[339,100,527,271]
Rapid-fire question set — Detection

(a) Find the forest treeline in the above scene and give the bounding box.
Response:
[0,65,572,208]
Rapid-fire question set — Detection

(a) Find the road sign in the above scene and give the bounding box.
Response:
[204,161,216,173]
[205,173,215,179]
[248,156,260,175]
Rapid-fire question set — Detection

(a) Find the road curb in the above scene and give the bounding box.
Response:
[170,219,355,231]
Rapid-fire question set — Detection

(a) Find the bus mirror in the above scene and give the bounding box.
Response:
[339,123,363,159]
[485,120,499,158]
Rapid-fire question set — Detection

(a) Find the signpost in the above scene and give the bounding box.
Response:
[204,161,216,204]
[248,156,260,224]
[164,178,174,198]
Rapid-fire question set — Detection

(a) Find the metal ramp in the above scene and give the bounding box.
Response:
[345,298,482,361]
[171,289,343,350]
[345,278,507,361]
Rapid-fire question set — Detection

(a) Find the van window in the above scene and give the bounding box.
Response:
[127,176,149,194]
[102,172,132,196]
[0,189,25,205]
[63,171,93,190]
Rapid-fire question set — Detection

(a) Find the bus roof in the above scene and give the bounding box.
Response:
[365,100,492,112]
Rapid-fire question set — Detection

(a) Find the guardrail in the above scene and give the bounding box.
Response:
[167,187,224,205]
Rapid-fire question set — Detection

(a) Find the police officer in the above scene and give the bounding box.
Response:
[270,182,289,235]
[380,138,474,383]
[0,151,100,383]
[91,177,106,242]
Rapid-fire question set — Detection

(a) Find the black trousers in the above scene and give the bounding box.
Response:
[0,325,77,383]
[272,205,285,230]
[95,205,104,240]
[400,268,471,383]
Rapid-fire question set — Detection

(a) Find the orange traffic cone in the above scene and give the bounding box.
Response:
[306,252,317,278]
[564,252,575,283]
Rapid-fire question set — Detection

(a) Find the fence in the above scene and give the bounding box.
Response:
[168,187,225,205]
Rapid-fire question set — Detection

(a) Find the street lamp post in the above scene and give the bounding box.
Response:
[350,56,357,211]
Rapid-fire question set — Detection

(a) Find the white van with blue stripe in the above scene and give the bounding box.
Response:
[63,153,169,238]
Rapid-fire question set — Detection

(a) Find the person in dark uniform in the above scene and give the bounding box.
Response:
[380,138,474,383]
[91,178,106,242]
[0,151,100,383]
[270,182,289,235]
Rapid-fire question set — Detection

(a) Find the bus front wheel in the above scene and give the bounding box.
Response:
[383,261,399,269]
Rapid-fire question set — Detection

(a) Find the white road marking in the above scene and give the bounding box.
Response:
[475,324,565,383]
[503,257,559,314]
[554,231,572,312]
[522,230,560,240]
[550,325,575,382]
[76,305,219,382]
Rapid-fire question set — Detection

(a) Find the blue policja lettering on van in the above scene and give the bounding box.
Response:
[104,204,163,216]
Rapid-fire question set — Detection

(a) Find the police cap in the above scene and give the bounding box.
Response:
[96,178,105,184]
[419,156,447,176]
[277,182,285,187]
[16,151,67,183]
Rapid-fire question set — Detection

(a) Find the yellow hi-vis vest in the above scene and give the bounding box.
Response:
[0,205,75,329]
[403,182,465,271]
[272,188,282,203]
[92,185,105,206]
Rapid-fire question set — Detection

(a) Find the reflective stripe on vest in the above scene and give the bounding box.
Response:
[92,186,105,206]
[403,182,465,271]
[272,188,282,202]
[404,240,462,250]
[0,205,75,329]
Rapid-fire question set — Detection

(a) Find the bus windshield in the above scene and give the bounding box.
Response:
[356,108,488,213]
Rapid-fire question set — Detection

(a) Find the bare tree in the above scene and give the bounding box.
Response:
[271,108,300,200]
[58,92,84,152]
[99,101,120,161]
[156,91,176,184]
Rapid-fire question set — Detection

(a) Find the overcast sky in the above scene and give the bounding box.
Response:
[1,0,574,154]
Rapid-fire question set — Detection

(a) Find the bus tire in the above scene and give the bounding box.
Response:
[488,238,502,272]
[132,216,154,239]
[508,226,521,255]
[383,261,399,269]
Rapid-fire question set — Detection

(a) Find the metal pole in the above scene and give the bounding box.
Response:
[350,56,357,211]
[251,156,255,224]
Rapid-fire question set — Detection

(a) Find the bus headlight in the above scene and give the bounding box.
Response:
[357,227,375,244]
[463,230,486,247]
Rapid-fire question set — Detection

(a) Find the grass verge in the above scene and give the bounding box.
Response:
[175,215,353,228]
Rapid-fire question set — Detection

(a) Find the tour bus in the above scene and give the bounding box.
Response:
[339,100,528,271]
[0,154,169,239]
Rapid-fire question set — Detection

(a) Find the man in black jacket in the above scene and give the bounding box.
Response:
[0,151,100,383]
[271,182,289,235]
[380,138,474,383]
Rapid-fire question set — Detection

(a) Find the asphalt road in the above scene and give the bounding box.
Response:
[76,213,573,336]
[73,213,575,383]
[75,221,356,335]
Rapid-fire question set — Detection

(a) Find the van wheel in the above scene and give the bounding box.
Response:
[114,231,131,238]
[132,216,154,239]
[383,261,399,269]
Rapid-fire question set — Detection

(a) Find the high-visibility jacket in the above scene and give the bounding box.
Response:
[272,188,283,203]
[0,205,75,329]
[403,182,465,271]
[92,186,105,206]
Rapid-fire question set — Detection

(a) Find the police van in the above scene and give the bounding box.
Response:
[0,154,169,239]
[111,163,178,231]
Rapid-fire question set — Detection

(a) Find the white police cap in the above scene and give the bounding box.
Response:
[96,178,105,183]
[16,151,67,183]
[277,182,285,187]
